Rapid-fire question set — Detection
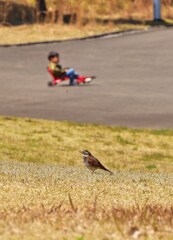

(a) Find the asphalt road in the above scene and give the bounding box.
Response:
[0,29,173,128]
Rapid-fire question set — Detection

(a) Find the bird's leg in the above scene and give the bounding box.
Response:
[92,170,96,174]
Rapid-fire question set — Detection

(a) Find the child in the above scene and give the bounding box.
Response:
[48,51,92,86]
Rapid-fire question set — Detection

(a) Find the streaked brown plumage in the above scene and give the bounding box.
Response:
[80,150,113,175]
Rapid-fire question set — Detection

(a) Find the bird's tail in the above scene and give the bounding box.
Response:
[105,168,113,175]
[100,164,113,175]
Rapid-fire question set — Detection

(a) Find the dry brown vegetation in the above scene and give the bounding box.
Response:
[1,0,173,25]
[0,1,35,25]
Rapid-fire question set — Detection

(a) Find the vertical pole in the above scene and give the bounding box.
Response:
[154,0,161,21]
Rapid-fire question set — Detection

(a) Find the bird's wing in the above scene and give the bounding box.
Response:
[87,155,101,167]
[87,156,113,174]
[88,155,112,173]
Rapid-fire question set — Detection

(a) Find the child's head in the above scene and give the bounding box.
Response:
[48,52,60,63]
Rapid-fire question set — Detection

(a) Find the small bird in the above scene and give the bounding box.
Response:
[80,150,113,175]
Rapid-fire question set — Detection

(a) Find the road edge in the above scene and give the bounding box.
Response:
[0,28,149,48]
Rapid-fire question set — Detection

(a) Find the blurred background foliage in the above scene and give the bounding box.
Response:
[0,0,173,25]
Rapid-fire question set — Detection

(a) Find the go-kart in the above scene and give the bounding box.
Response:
[47,67,96,86]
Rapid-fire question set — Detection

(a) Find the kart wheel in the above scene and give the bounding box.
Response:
[48,82,53,87]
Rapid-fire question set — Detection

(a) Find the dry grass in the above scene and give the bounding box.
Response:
[1,160,173,239]
[0,23,146,45]
[0,116,173,239]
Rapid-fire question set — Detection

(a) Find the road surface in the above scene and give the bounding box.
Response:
[0,28,173,128]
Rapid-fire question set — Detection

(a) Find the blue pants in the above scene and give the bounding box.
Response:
[65,68,79,86]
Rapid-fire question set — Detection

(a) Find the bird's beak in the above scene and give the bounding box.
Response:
[79,151,83,154]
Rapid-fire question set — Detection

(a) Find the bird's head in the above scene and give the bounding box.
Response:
[79,150,91,157]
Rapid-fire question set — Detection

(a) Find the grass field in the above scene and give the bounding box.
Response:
[0,116,173,239]
[0,23,147,45]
